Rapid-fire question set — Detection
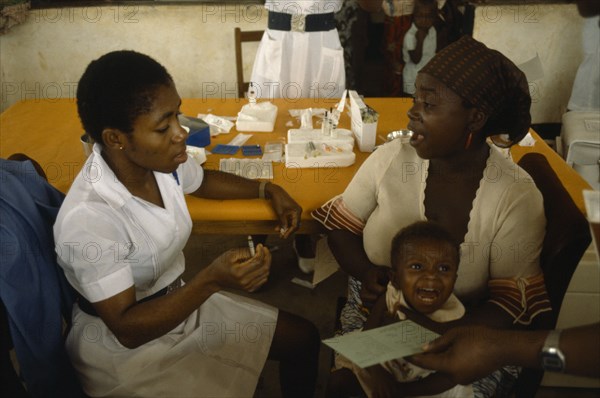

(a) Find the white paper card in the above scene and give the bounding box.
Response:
[323,320,439,369]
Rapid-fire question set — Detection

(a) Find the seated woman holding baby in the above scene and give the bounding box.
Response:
[314,35,551,397]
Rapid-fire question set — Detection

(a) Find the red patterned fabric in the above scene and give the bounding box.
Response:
[488,273,552,325]
[311,196,365,236]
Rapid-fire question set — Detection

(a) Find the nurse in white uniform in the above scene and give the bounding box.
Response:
[54,50,319,398]
[251,0,346,99]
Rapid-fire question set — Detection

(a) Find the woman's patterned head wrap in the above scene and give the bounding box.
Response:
[420,35,531,144]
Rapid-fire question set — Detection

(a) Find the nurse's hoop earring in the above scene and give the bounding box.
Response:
[464,132,474,149]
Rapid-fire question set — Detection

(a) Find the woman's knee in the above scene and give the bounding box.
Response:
[270,310,320,360]
[326,368,363,398]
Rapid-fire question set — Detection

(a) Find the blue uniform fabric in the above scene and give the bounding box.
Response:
[0,158,83,398]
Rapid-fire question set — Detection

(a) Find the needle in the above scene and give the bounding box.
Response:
[247,235,256,257]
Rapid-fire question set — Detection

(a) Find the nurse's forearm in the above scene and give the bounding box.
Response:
[557,324,600,377]
[92,266,222,349]
[486,325,600,377]
[411,323,600,384]
[193,169,263,200]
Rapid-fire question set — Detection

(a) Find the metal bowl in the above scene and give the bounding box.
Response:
[386,129,413,142]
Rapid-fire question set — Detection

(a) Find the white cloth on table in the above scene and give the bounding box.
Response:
[250,0,346,99]
[54,144,278,397]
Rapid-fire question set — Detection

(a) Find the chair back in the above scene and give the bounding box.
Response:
[518,152,592,325]
[514,152,592,397]
[234,27,264,98]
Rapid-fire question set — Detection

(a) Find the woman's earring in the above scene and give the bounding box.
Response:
[119,146,123,150]
[464,132,473,149]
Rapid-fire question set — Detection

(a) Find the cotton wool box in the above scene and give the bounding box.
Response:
[349,90,378,152]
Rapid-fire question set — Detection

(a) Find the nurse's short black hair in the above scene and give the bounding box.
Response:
[391,221,460,269]
[76,50,173,144]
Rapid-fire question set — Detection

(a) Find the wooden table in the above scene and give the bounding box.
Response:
[0,97,591,234]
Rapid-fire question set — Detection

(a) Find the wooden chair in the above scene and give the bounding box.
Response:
[513,152,592,397]
[234,27,264,98]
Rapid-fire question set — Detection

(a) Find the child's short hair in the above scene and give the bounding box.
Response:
[390,221,460,268]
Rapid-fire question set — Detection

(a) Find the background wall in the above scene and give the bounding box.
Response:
[473,2,583,123]
[0,2,587,123]
[0,3,267,112]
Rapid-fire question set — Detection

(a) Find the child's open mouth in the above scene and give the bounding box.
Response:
[416,287,440,303]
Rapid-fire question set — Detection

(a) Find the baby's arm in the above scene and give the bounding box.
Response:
[364,291,397,330]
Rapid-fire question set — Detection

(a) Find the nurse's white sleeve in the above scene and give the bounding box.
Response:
[178,156,204,194]
[55,203,134,303]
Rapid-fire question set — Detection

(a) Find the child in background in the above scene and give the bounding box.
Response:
[402,0,438,95]
[328,221,474,397]
[358,0,465,96]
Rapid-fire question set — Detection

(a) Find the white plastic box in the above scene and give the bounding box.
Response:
[284,142,355,169]
[559,111,600,190]
[236,101,278,132]
[348,90,378,152]
[287,128,355,147]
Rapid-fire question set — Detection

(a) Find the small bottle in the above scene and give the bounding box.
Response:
[329,107,338,138]
[321,111,330,136]
[247,82,257,105]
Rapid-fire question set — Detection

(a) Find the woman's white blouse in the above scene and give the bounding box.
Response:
[341,139,546,303]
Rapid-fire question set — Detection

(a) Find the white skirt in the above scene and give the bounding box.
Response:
[250,28,346,99]
[67,291,278,397]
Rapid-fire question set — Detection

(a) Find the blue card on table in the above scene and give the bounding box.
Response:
[242,145,263,156]
[212,144,240,155]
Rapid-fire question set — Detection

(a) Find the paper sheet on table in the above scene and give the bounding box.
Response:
[517,132,536,147]
[322,320,439,369]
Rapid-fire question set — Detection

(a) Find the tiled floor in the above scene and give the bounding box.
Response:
[183,234,599,398]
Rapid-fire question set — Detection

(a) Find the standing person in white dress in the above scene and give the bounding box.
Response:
[567,0,599,112]
[250,0,347,273]
[53,50,319,398]
[250,0,346,100]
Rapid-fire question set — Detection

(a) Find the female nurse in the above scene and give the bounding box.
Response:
[54,50,319,398]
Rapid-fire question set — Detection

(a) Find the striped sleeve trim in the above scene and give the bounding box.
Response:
[311,196,365,236]
[488,273,552,326]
